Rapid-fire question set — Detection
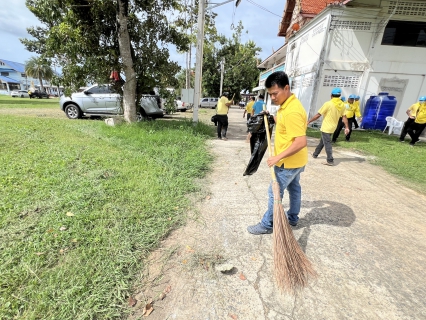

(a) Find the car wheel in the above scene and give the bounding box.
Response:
[65,104,82,119]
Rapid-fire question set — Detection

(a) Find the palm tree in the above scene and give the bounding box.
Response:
[25,57,54,92]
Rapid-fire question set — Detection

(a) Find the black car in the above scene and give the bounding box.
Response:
[29,90,50,99]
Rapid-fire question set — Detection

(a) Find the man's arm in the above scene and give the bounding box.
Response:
[307,113,321,125]
[267,136,307,167]
[342,116,350,135]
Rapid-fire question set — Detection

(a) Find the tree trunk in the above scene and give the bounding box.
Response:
[117,0,137,123]
[39,76,45,92]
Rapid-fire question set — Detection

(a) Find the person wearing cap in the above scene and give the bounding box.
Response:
[307,88,349,166]
[399,97,424,142]
[332,94,361,142]
[407,96,426,146]
[247,71,307,233]
[353,95,361,129]
[341,96,346,102]
[216,92,234,141]
[251,94,265,116]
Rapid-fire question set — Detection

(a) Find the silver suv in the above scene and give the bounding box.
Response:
[60,84,164,120]
[199,97,218,109]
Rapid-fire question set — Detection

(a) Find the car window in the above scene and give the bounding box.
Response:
[87,85,111,94]
[140,96,161,112]
[201,98,208,102]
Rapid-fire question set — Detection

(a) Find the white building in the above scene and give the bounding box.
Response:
[0,59,61,95]
[282,0,426,122]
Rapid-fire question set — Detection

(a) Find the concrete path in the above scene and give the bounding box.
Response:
[130,107,426,320]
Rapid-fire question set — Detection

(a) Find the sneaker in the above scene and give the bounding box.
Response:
[247,223,272,235]
[289,221,297,227]
[399,140,405,143]
[323,162,334,166]
[222,137,228,141]
[311,153,318,159]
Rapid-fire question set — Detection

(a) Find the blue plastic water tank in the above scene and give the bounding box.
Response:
[361,92,397,130]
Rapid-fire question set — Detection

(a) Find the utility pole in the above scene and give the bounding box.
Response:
[219,57,225,97]
[192,0,206,123]
[192,0,240,123]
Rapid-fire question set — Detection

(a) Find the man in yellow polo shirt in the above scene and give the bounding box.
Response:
[308,88,349,166]
[216,92,233,141]
[399,97,423,142]
[332,94,362,142]
[243,96,255,120]
[247,71,308,234]
[407,96,426,146]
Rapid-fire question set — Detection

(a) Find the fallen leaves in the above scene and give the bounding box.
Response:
[35,252,45,256]
[59,226,67,231]
[229,313,238,319]
[66,212,74,217]
[128,296,137,307]
[206,195,211,200]
[142,301,154,317]
[239,272,246,281]
[185,245,195,253]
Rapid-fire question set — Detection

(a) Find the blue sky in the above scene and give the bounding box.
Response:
[0,0,285,68]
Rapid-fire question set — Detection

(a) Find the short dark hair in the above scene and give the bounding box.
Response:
[259,94,264,99]
[332,94,341,98]
[265,71,290,89]
[251,97,255,101]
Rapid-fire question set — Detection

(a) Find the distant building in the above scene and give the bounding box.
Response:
[0,58,61,95]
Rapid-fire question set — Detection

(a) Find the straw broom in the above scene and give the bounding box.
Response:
[263,109,317,294]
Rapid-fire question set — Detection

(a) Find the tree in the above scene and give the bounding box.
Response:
[21,0,189,123]
[24,56,54,92]
[201,22,261,101]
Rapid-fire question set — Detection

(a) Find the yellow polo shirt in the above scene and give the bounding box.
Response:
[246,100,254,114]
[344,102,362,118]
[318,98,345,133]
[217,97,229,115]
[408,103,420,117]
[415,103,426,124]
[274,94,308,169]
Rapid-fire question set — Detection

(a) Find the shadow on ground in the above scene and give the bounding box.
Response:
[295,200,356,252]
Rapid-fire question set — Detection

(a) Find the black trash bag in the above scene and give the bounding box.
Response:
[243,113,275,176]
[211,114,218,126]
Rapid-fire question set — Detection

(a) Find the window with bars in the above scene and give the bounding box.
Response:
[388,1,426,16]
[333,20,372,31]
[382,20,426,47]
[323,75,360,88]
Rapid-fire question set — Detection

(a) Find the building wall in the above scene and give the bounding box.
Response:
[286,0,426,122]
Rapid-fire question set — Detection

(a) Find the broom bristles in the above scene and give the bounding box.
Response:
[272,181,317,294]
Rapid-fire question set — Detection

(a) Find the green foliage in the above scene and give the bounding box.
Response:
[24,56,54,92]
[307,128,426,192]
[0,103,214,319]
[21,0,190,98]
[201,21,261,100]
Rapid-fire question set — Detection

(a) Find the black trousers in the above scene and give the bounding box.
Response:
[407,122,426,145]
[332,117,354,142]
[399,117,415,141]
[216,114,228,138]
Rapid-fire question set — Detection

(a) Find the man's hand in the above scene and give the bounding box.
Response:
[267,155,281,167]
[344,127,350,135]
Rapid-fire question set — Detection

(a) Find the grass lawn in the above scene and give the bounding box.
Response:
[307,128,426,192]
[0,95,215,319]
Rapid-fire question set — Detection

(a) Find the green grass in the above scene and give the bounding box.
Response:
[307,128,426,191]
[0,94,59,108]
[0,95,215,319]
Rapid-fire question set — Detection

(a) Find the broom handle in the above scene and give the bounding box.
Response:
[262,103,277,181]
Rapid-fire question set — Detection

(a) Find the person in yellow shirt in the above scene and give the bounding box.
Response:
[332,94,362,142]
[216,92,233,141]
[407,96,426,146]
[399,97,422,142]
[353,95,361,129]
[247,71,307,234]
[307,88,349,166]
[243,97,255,121]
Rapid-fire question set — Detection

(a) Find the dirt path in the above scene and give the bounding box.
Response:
[130,107,426,320]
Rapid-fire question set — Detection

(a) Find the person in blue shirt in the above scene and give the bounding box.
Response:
[251,94,265,116]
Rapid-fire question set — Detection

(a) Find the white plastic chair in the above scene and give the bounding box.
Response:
[392,120,404,135]
[383,116,395,134]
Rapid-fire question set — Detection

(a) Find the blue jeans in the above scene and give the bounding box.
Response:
[260,166,305,229]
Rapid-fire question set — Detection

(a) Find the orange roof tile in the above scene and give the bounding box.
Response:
[300,0,341,15]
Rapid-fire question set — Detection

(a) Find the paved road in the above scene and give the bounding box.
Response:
[131,107,426,320]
